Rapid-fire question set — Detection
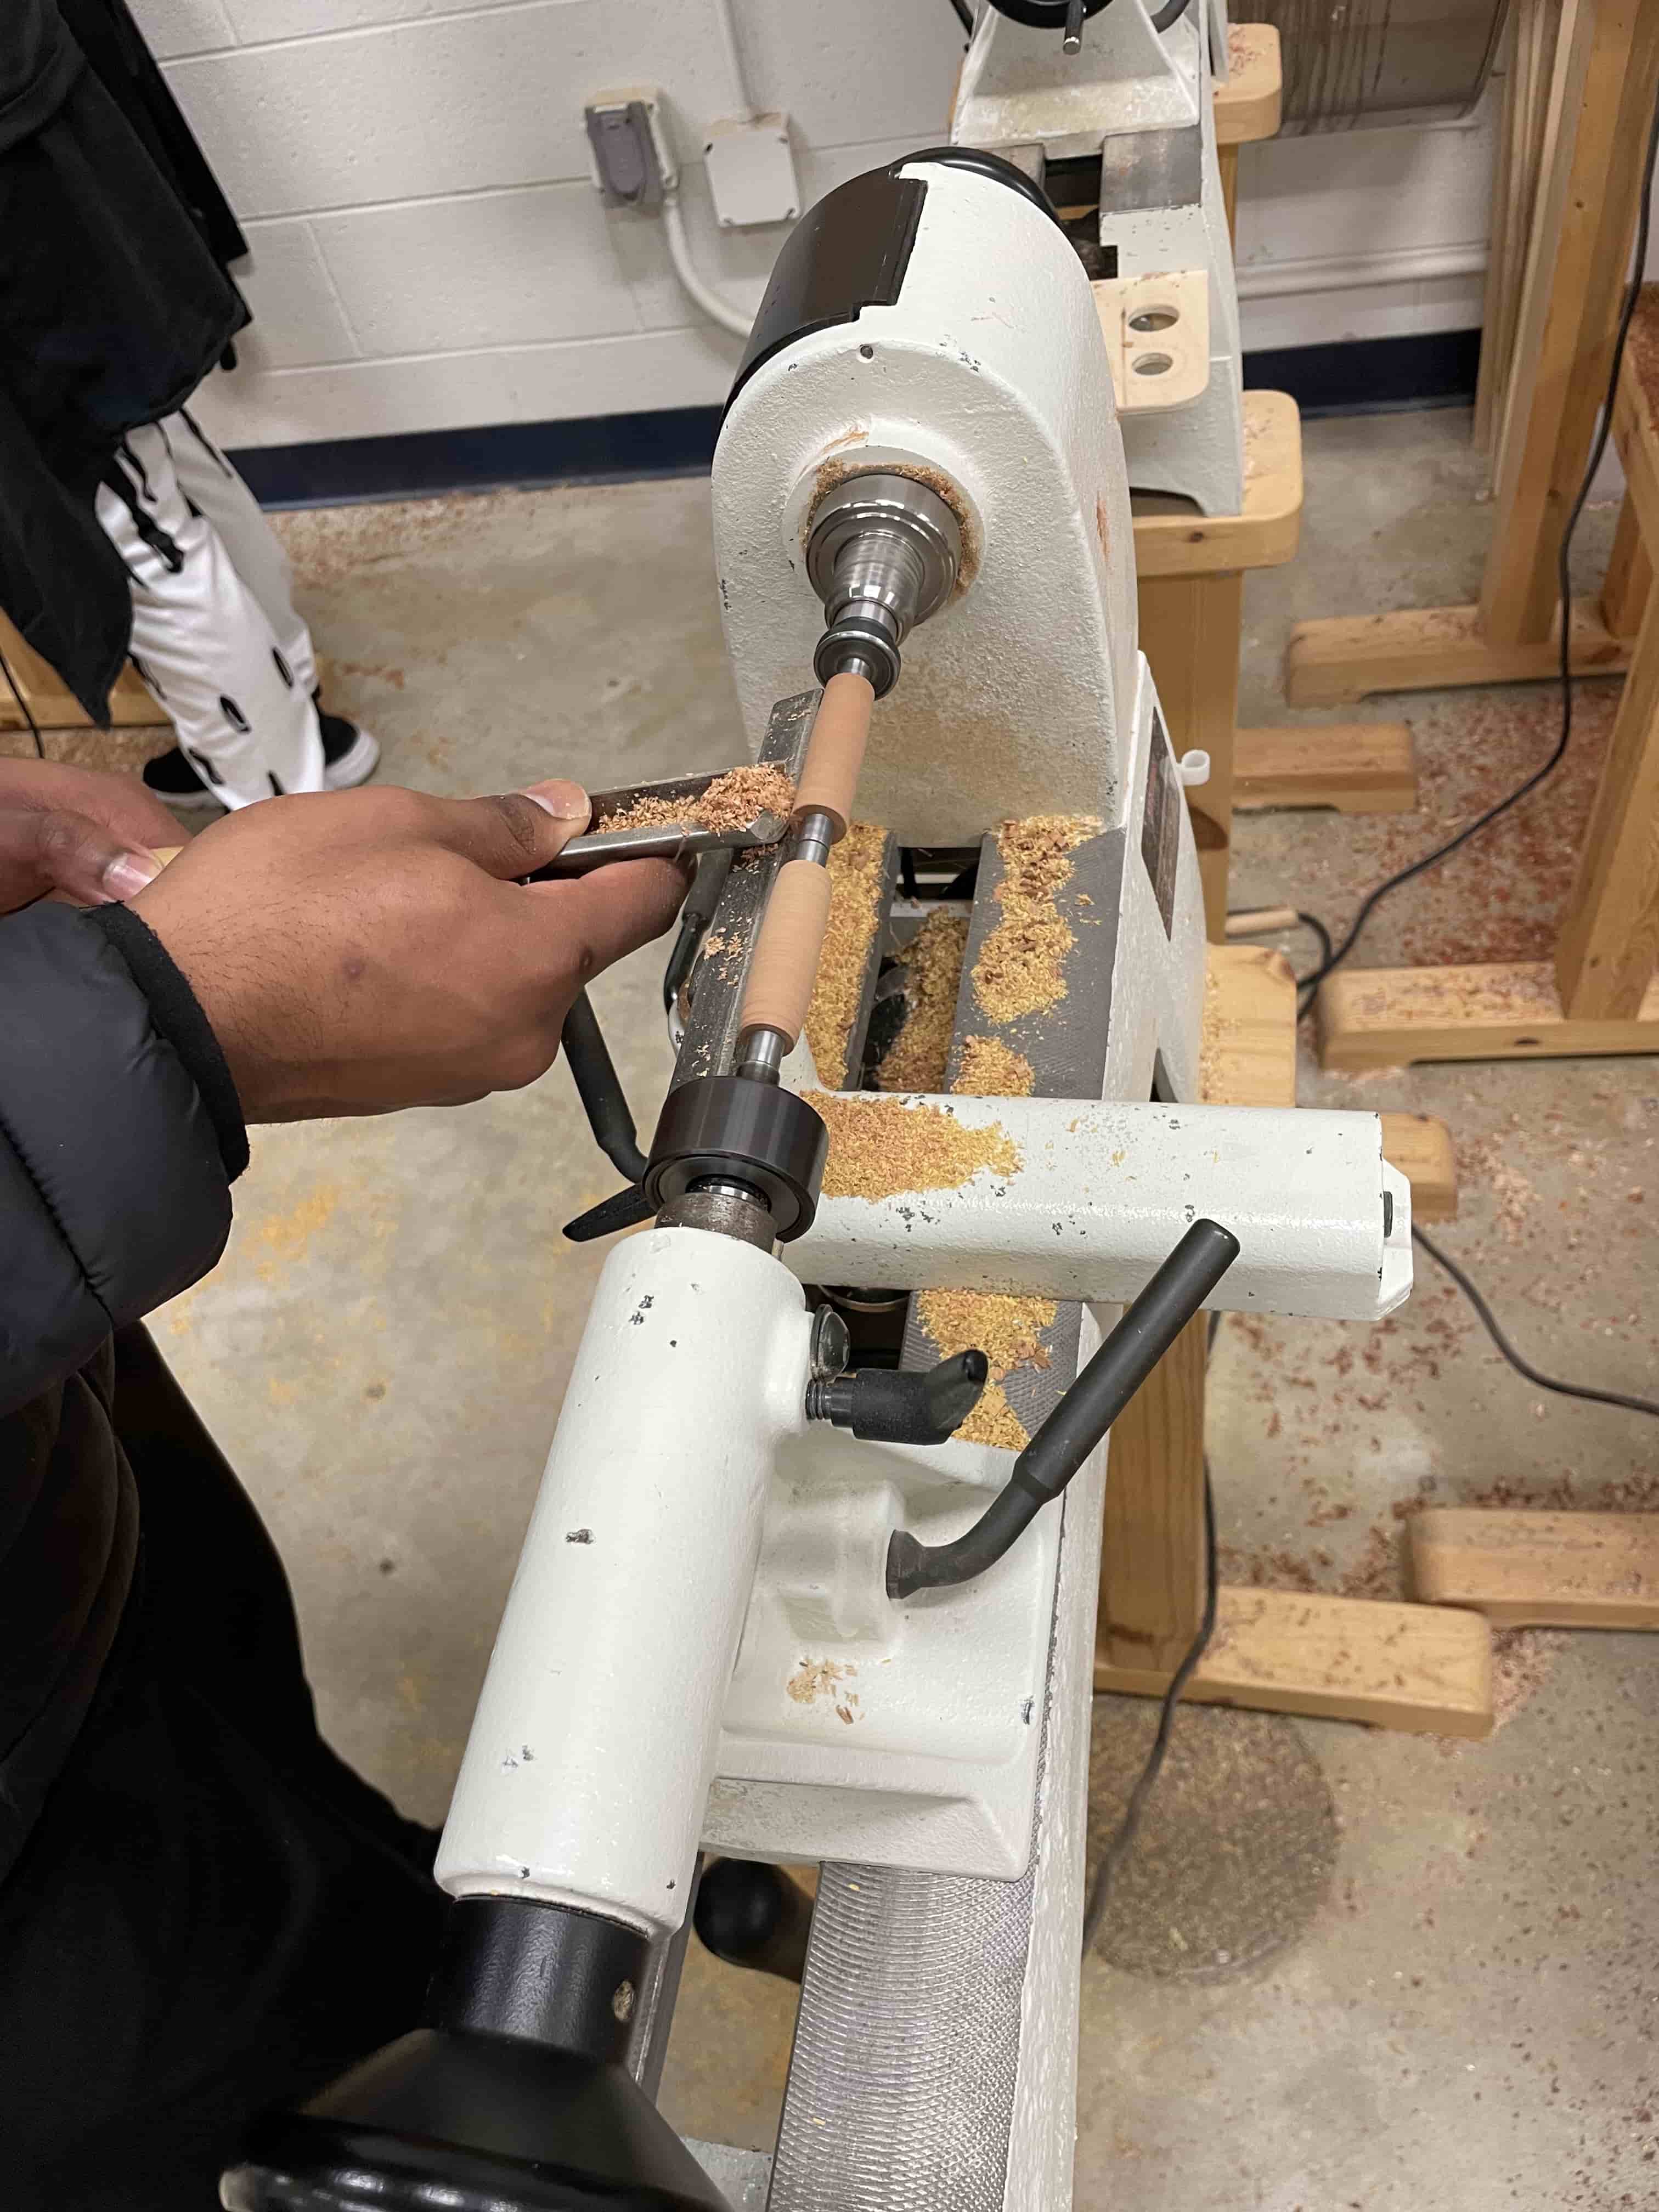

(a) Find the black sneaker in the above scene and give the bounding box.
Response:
[317,707,380,791]
[139,708,379,808]
[141,744,223,811]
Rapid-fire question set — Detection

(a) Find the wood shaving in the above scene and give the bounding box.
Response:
[955,1034,1034,1097]
[917,1284,1058,1452]
[599,762,795,836]
[1197,960,1227,1102]
[918,1289,1056,1375]
[806,1091,1020,1201]
[972,814,1099,1023]
[803,821,888,1087]
[874,911,969,1093]
[957,1381,1031,1452]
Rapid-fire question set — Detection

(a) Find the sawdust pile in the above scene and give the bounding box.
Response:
[918,1289,1055,1379]
[599,763,795,836]
[1197,960,1228,1102]
[953,1387,1031,1452]
[917,1285,1057,1451]
[955,1034,1035,1098]
[934,1035,1038,1444]
[807,1091,1019,1203]
[873,911,970,1094]
[972,814,1099,1023]
[803,822,888,1086]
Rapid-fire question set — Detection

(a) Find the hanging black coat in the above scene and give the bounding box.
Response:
[0,1,250,723]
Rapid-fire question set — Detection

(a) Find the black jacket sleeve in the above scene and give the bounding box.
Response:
[0,900,247,1414]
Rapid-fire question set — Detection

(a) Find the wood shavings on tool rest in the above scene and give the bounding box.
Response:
[598,762,795,835]
[805,1091,1020,1203]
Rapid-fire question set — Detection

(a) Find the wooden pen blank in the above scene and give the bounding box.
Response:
[793,672,874,838]
[738,858,834,1045]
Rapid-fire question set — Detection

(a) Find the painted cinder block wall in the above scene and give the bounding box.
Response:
[133,0,1504,454]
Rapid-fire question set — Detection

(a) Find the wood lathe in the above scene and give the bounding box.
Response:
[224,145,1410,2212]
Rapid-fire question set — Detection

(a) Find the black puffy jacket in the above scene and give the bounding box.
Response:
[0,1,249,720]
[0,900,245,1878]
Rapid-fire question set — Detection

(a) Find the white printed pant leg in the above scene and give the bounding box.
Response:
[95,419,324,809]
[166,408,319,702]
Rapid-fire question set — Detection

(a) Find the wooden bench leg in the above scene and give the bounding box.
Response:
[1138,569,1242,939]
[1097,1314,1208,1675]
[1218,143,1239,246]
[1555,571,1659,1018]
[1600,488,1654,640]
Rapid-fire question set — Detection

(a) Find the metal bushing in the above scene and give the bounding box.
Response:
[644,1076,829,1243]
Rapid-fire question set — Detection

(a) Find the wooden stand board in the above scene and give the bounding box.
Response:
[1133,394,1310,939]
[1214,24,1282,242]
[1319,961,1659,1070]
[1285,597,1631,709]
[1234,721,1417,814]
[1099,1586,1495,1737]
[1096,945,1488,1735]
[1413,1508,1659,1628]
[1378,1110,1458,1222]
[0,611,157,731]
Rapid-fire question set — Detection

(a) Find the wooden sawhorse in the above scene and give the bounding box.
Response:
[1315,284,1659,1068]
[1098,946,1489,1734]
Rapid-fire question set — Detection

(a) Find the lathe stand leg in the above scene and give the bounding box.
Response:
[1097,1313,1208,1672]
[1138,569,1242,939]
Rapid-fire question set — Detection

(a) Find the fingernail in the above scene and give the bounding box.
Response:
[102,849,162,900]
[521,778,590,823]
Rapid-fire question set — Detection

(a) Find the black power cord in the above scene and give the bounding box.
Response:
[1081,1211,1659,1959]
[1294,83,1659,1014]
[1412,1224,1659,1420]
[943,0,975,32]
[0,645,46,760]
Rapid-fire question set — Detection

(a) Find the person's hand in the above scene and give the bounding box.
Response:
[129,779,686,1121]
[0,759,177,915]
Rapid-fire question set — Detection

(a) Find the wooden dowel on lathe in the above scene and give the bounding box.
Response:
[737,670,874,1049]
[737,856,835,1048]
[793,671,873,836]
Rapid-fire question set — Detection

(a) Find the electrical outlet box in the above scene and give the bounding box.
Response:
[584,88,675,208]
[705,112,800,228]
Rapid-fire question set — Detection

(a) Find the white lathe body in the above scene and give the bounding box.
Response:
[226,147,1406,2212]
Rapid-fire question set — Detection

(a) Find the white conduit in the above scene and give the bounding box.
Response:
[663,193,754,338]
[711,0,754,122]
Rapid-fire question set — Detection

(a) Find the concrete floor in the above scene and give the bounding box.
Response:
[134,410,1656,2203]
